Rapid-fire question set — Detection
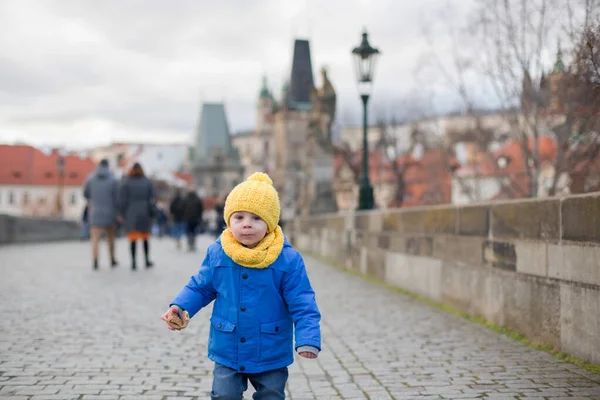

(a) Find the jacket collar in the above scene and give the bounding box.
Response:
[213,235,290,267]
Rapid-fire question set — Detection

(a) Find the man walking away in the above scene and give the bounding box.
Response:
[181,189,204,252]
[83,159,119,270]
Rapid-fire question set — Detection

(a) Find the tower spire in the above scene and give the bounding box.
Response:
[553,39,565,73]
[259,75,271,99]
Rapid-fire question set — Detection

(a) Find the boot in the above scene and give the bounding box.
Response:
[143,240,154,268]
[130,240,137,270]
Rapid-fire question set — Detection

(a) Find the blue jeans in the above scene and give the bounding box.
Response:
[171,222,186,239]
[211,363,288,400]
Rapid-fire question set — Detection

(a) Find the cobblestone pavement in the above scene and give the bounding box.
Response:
[1,237,599,400]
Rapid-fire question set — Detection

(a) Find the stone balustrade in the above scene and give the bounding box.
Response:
[289,192,600,364]
[0,214,81,245]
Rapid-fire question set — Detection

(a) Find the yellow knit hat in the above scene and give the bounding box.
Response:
[224,172,280,233]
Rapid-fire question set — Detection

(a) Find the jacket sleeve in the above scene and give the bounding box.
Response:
[170,251,217,318]
[281,255,322,351]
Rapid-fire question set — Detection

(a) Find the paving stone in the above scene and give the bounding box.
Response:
[0,238,599,399]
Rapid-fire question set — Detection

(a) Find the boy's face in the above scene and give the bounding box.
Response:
[229,211,268,247]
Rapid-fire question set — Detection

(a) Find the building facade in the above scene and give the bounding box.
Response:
[0,145,97,221]
[231,39,337,221]
[88,142,190,187]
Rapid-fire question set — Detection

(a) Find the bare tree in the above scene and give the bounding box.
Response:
[416,4,531,201]
[471,0,560,196]
[470,0,600,197]
[417,0,600,200]
[547,23,600,194]
[372,116,421,208]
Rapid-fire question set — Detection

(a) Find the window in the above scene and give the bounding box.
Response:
[71,192,77,205]
[45,172,53,178]
[8,191,14,205]
[497,156,509,169]
[23,192,29,205]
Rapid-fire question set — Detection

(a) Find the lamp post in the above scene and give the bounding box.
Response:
[57,156,65,218]
[352,30,380,210]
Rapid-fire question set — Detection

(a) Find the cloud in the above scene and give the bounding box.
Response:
[0,0,477,147]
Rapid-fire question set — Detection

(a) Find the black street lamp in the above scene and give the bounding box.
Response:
[352,30,380,210]
[57,156,65,218]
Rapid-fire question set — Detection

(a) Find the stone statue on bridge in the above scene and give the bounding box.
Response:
[309,67,337,143]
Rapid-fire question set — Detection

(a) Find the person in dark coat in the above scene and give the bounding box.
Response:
[169,189,185,249]
[181,189,204,251]
[213,195,227,239]
[83,159,119,270]
[119,162,155,270]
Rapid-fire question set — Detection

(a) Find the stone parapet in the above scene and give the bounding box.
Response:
[0,214,80,245]
[291,192,600,364]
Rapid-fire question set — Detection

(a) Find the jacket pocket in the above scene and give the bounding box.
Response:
[208,316,236,360]
[259,318,293,364]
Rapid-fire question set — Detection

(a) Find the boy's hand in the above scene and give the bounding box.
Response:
[298,352,317,359]
[161,307,189,330]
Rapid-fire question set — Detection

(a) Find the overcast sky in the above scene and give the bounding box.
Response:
[0,0,479,148]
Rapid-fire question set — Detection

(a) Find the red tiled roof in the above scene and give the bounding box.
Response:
[0,145,97,186]
[174,171,193,186]
[452,137,560,199]
[334,149,455,207]
[454,137,558,178]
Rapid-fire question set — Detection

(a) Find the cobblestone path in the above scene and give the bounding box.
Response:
[1,237,599,399]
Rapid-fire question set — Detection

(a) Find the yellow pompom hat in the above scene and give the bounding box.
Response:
[224,172,280,233]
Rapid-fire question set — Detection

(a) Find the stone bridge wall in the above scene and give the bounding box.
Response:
[0,214,81,245]
[290,193,600,364]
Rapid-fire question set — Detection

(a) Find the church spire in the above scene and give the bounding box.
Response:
[259,76,272,99]
[553,40,565,73]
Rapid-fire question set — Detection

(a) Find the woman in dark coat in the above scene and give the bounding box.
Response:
[119,163,155,270]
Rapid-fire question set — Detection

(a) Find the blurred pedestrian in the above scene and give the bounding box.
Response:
[119,162,155,270]
[156,204,168,238]
[83,159,119,270]
[213,194,227,239]
[169,189,185,249]
[80,203,90,241]
[181,188,204,252]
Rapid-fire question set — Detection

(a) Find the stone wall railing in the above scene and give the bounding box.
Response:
[290,193,600,364]
[0,214,81,245]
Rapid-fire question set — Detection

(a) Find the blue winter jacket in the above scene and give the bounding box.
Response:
[171,238,321,374]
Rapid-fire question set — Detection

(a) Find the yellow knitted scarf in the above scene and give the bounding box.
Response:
[220,226,285,269]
